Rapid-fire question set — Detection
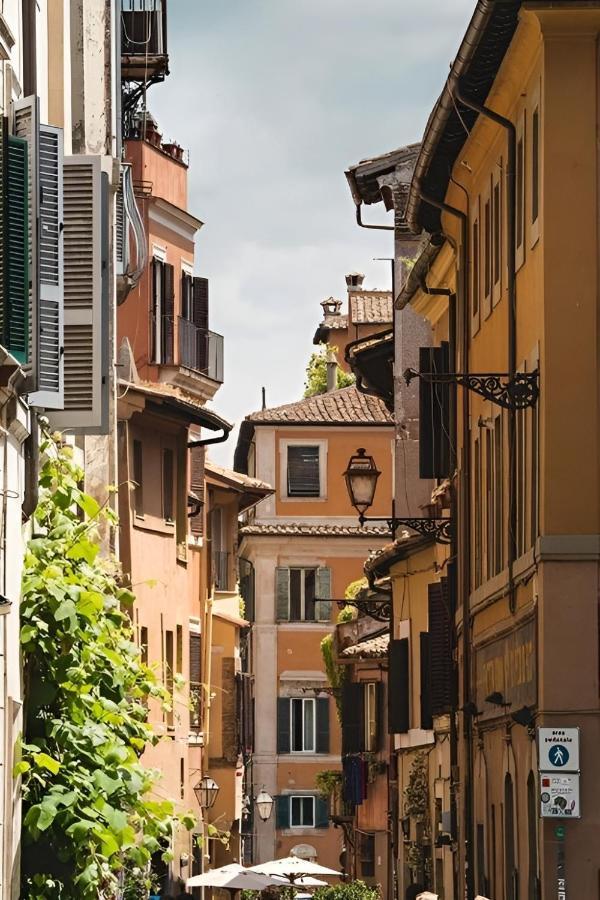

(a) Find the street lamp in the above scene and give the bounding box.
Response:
[343,448,380,523]
[255,788,274,822]
[194,775,220,810]
[343,447,453,544]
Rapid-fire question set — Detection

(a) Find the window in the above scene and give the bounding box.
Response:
[287,445,320,497]
[176,624,183,674]
[483,192,492,314]
[181,270,193,320]
[140,625,148,665]
[189,631,202,732]
[516,405,527,557]
[504,774,516,900]
[530,391,539,548]
[485,416,503,579]
[275,566,332,622]
[151,257,175,364]
[165,629,174,728]
[516,111,526,268]
[162,447,174,522]
[474,436,482,588]
[133,439,143,517]
[531,106,540,228]
[359,833,375,878]
[471,213,480,331]
[493,414,503,574]
[290,795,315,828]
[290,698,315,752]
[493,162,502,305]
[364,683,378,752]
[152,257,164,363]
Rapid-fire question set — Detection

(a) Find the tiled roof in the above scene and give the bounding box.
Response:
[239,523,391,538]
[244,385,393,425]
[322,314,348,330]
[341,631,389,659]
[205,461,272,494]
[350,292,393,324]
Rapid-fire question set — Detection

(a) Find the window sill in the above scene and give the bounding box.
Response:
[133,516,176,536]
[280,496,327,503]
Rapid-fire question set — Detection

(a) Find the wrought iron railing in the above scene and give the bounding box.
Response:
[178,317,224,383]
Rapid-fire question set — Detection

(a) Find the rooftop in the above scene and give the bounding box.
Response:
[239,522,391,539]
[350,291,393,324]
[243,385,393,426]
[341,630,389,659]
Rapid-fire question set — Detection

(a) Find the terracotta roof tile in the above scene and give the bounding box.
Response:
[244,385,393,425]
[349,292,393,324]
[341,631,389,659]
[239,523,391,538]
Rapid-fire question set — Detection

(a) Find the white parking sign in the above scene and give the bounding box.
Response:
[538,727,580,773]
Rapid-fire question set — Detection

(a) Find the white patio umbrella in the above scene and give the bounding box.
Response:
[271,875,327,888]
[250,856,340,883]
[186,863,283,893]
[416,893,438,900]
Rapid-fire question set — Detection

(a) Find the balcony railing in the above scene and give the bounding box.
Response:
[121,0,167,60]
[178,317,224,383]
[212,550,230,591]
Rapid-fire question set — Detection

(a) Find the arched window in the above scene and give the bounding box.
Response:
[504,773,516,900]
[528,772,540,898]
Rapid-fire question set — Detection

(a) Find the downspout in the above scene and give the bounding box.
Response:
[188,423,232,450]
[355,204,394,232]
[454,86,518,613]
[419,191,474,900]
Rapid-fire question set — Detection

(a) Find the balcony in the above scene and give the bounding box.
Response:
[178,317,224,383]
[121,0,168,81]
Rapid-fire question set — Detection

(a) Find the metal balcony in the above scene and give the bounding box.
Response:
[178,317,224,383]
[121,0,168,80]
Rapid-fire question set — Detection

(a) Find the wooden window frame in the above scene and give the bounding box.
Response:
[471,197,481,336]
[492,157,503,307]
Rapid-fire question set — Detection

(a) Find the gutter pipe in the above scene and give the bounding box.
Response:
[454,84,518,614]
[419,190,474,900]
[187,423,232,450]
[355,203,394,232]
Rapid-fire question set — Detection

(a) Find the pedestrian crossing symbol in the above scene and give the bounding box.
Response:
[549,745,569,768]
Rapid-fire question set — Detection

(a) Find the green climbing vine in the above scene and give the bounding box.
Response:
[320,633,346,722]
[18,435,194,899]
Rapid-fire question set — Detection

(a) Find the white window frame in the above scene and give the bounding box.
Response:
[290,697,316,753]
[152,246,167,364]
[288,566,319,622]
[289,794,316,828]
[280,438,328,501]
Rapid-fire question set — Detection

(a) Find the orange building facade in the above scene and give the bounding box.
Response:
[235,385,394,870]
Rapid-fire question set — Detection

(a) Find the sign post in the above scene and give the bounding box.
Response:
[556,825,566,900]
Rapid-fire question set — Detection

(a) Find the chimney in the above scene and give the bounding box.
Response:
[345,272,365,293]
[326,349,337,393]
[321,296,342,317]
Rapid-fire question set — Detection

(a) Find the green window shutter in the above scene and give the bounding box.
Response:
[315,796,329,829]
[275,795,290,830]
[277,697,290,754]
[5,134,29,363]
[29,123,64,409]
[315,566,332,622]
[315,697,330,753]
[275,567,290,621]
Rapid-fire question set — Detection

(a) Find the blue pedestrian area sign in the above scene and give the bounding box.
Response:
[538,727,580,773]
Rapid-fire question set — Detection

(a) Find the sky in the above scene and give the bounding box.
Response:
[151,0,475,466]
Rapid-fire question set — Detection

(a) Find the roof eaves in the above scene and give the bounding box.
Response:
[407,1,522,234]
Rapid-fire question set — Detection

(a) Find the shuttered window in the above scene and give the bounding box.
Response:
[428,578,455,717]
[192,276,209,371]
[388,639,409,734]
[420,632,432,730]
[275,566,331,622]
[5,133,29,363]
[277,696,329,754]
[287,445,320,497]
[418,343,451,479]
[162,263,174,364]
[50,155,108,433]
[275,795,328,830]
[189,631,202,731]
[341,681,364,754]
[291,796,314,827]
[189,443,205,537]
[181,270,193,320]
[13,96,38,379]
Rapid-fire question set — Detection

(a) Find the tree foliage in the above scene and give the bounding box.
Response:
[19,436,193,899]
[313,881,381,900]
[304,344,355,397]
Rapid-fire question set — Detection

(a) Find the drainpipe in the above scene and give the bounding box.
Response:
[454,86,518,613]
[355,204,394,232]
[419,191,474,900]
[188,423,232,450]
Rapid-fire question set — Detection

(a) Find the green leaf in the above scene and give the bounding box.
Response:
[33,752,61,775]
[66,540,99,564]
[54,599,77,622]
[76,492,101,519]
[13,760,30,777]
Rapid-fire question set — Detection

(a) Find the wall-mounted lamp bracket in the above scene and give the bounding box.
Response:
[403,368,539,410]
[335,596,391,623]
[358,514,453,545]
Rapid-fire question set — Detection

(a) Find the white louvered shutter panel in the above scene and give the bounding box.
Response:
[49,155,108,433]
[115,168,125,275]
[13,95,39,380]
[29,124,64,409]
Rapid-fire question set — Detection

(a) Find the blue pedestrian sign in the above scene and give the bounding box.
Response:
[549,745,569,768]
[538,727,580,773]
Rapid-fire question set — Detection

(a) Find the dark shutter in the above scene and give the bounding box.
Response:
[375,681,385,751]
[275,795,290,830]
[275,567,289,621]
[277,697,290,754]
[315,796,329,828]
[429,579,455,716]
[420,632,432,730]
[189,632,202,731]
[287,445,320,497]
[388,638,409,734]
[419,342,451,479]
[5,134,29,363]
[341,682,363,754]
[192,276,209,371]
[316,697,330,753]
[162,262,174,364]
[190,444,205,537]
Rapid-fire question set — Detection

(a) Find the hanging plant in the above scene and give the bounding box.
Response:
[18,435,194,899]
[320,634,346,722]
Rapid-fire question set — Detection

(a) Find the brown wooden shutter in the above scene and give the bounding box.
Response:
[419,341,451,479]
[162,262,174,364]
[388,638,409,733]
[428,579,454,716]
[341,682,364,754]
[420,632,432,729]
[189,444,205,537]
[192,276,209,370]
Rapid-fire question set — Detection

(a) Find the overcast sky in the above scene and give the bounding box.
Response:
[151,0,474,466]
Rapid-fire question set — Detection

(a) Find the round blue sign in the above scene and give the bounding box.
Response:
[549,744,569,767]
